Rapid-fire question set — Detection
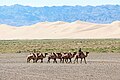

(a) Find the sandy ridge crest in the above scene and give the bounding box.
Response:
[0,21,120,40]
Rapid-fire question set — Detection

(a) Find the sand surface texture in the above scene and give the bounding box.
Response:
[0,21,120,39]
[0,53,120,80]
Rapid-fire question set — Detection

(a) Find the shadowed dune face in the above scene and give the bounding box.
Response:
[0,21,120,40]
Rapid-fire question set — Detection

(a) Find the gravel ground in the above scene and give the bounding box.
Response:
[0,53,120,80]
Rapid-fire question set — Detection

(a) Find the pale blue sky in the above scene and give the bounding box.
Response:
[0,0,120,7]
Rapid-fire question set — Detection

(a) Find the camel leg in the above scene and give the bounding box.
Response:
[74,58,76,63]
[67,59,69,63]
[69,58,72,63]
[27,58,30,63]
[55,59,57,63]
[35,58,39,63]
[53,58,57,63]
[74,57,78,63]
[53,60,54,63]
[75,56,79,63]
[53,59,55,63]
[65,59,67,63]
[84,57,87,64]
[47,57,50,63]
[60,58,62,63]
[76,58,78,63]
[62,58,64,63]
[48,59,50,63]
[80,58,83,63]
[33,59,35,63]
[41,59,43,63]
[33,59,37,63]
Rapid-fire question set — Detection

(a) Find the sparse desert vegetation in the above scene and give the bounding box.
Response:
[0,39,120,80]
[0,39,120,53]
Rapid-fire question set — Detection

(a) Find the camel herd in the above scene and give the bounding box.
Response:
[27,48,89,64]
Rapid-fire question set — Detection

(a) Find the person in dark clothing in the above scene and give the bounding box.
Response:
[79,48,82,52]
[78,48,83,56]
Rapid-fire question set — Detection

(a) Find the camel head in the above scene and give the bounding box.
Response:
[45,53,48,55]
[56,53,62,56]
[73,52,77,56]
[85,52,89,57]
[73,51,77,54]
[44,53,48,57]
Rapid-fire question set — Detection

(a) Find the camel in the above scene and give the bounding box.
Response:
[47,52,57,63]
[62,52,77,63]
[36,53,48,63]
[27,53,37,63]
[61,53,68,63]
[67,52,77,63]
[56,53,63,63]
[47,52,64,63]
[74,52,89,64]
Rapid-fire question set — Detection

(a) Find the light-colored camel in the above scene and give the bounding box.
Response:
[36,53,48,63]
[61,53,68,63]
[27,53,37,63]
[68,52,77,63]
[62,52,77,63]
[47,53,57,63]
[74,52,89,64]
[56,53,63,63]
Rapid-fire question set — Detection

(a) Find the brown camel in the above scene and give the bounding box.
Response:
[61,52,68,63]
[62,52,77,63]
[74,52,89,64]
[47,52,57,63]
[27,53,37,63]
[56,53,63,63]
[68,52,77,63]
[36,53,48,63]
[47,52,63,63]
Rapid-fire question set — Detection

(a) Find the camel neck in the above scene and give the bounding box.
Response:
[85,53,88,57]
[44,54,47,58]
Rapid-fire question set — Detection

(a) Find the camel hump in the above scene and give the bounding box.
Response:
[63,53,68,56]
[73,52,77,54]
[41,53,44,57]
[76,54,79,56]
[32,53,37,57]
[36,53,40,56]
[27,54,32,57]
[45,53,48,55]
[27,53,35,57]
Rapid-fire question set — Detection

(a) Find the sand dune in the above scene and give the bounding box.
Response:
[0,21,120,40]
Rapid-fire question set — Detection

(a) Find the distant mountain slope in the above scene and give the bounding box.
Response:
[0,21,120,39]
[0,4,120,26]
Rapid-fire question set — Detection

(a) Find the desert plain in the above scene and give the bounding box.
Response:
[0,53,120,80]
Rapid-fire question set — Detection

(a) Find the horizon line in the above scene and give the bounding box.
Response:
[0,4,120,7]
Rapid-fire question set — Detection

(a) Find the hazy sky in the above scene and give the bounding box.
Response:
[0,0,120,7]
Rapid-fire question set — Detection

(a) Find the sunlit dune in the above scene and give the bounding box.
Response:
[0,20,120,40]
